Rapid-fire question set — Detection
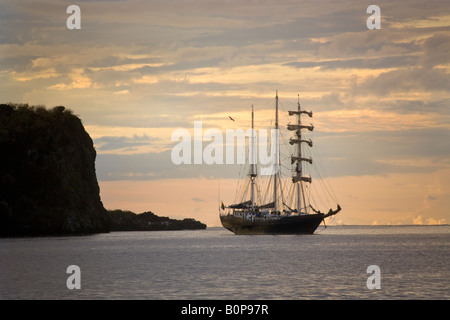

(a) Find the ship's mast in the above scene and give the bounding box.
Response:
[288,95,313,214]
[250,104,256,212]
[274,91,279,214]
[296,96,301,214]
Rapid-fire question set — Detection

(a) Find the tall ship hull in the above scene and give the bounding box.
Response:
[220,212,334,235]
[219,92,341,235]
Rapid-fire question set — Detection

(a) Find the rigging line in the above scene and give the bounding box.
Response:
[317,180,331,209]
[237,160,251,204]
[313,170,333,208]
[316,212,337,234]
[279,163,291,172]
[300,181,307,213]
[241,179,250,204]
[218,177,221,211]
[277,172,285,210]
[312,137,339,201]
[309,159,332,209]
[327,214,337,226]
[258,175,267,206]
[236,177,243,203]
[298,123,338,207]
[311,144,339,204]
[308,185,317,208]
[234,163,244,203]
[309,182,327,212]
[263,175,272,206]
[307,185,314,213]
[287,180,295,210]
[233,103,253,205]
[256,179,264,206]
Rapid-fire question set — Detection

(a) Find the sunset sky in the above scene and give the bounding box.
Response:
[1,0,449,226]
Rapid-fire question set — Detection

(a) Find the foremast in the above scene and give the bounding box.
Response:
[288,95,313,214]
[250,104,256,212]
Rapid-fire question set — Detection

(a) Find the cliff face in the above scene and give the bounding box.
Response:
[0,104,110,236]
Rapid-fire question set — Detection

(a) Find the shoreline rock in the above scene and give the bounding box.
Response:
[109,209,207,231]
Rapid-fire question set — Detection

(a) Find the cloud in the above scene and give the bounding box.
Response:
[285,55,419,70]
[95,134,159,152]
[92,124,450,181]
[386,98,450,114]
[413,215,447,225]
[2,1,450,180]
[356,66,450,96]
[313,127,450,177]
[95,150,241,181]
[421,32,450,68]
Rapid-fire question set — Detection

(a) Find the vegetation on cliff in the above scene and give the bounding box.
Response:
[109,209,206,231]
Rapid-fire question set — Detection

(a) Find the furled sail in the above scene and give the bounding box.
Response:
[292,175,312,183]
[289,137,313,147]
[229,200,251,209]
[291,156,312,165]
[256,202,275,209]
[287,123,314,131]
[288,110,313,117]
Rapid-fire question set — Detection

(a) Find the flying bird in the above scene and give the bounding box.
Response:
[228,116,235,122]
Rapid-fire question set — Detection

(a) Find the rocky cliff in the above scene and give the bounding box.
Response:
[109,210,207,231]
[0,103,110,236]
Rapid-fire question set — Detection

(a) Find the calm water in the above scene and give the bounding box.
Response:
[0,225,449,300]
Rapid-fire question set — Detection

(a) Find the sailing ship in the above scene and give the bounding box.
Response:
[220,92,341,235]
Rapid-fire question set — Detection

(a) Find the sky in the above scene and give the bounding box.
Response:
[1,0,449,226]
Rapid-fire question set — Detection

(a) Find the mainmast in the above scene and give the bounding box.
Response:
[273,91,279,213]
[250,104,256,212]
[288,95,313,214]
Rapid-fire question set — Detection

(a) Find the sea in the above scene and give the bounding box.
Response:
[0,225,449,300]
